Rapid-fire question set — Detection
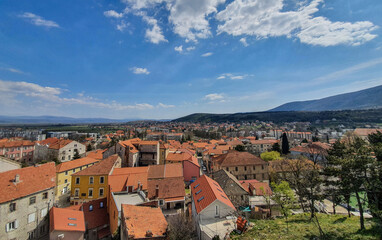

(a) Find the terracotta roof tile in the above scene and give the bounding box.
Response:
[190,175,235,214]
[72,155,120,176]
[213,150,266,167]
[0,140,34,148]
[121,205,167,239]
[49,207,85,233]
[147,177,185,199]
[86,149,107,160]
[56,157,99,173]
[148,163,183,179]
[109,167,149,192]
[0,162,55,204]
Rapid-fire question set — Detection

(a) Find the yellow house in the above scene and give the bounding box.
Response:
[70,155,121,205]
[55,157,99,203]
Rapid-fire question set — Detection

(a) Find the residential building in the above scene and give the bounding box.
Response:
[166,149,200,183]
[34,138,86,162]
[353,128,382,141]
[213,150,269,182]
[66,198,110,240]
[190,175,236,240]
[120,204,168,240]
[86,149,108,160]
[240,179,274,209]
[116,139,160,167]
[0,163,56,240]
[71,155,121,205]
[0,156,21,173]
[246,139,279,155]
[211,169,249,208]
[0,139,34,164]
[49,207,85,240]
[55,157,99,205]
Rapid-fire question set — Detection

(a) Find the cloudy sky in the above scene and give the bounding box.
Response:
[1,0,382,119]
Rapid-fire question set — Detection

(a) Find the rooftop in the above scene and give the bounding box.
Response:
[72,155,119,176]
[49,207,85,233]
[56,157,99,173]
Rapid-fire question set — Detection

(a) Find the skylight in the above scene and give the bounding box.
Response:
[68,223,77,226]
[194,184,200,189]
[196,189,202,195]
[221,195,228,200]
[197,196,204,202]
[68,218,77,220]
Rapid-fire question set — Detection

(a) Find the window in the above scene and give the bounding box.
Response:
[40,224,47,235]
[99,188,104,197]
[41,208,48,218]
[74,188,80,197]
[28,213,36,223]
[100,202,104,208]
[88,188,93,198]
[226,167,229,171]
[6,220,18,232]
[262,173,265,179]
[100,176,105,184]
[29,196,36,205]
[64,179,68,184]
[89,176,94,184]
[197,196,204,202]
[28,230,36,239]
[74,144,77,147]
[253,166,256,171]
[89,205,93,211]
[235,167,238,171]
[262,165,264,170]
[9,202,16,212]
[75,177,80,184]
[159,199,164,206]
[254,174,256,179]
[42,192,48,199]
[196,189,202,195]
[73,169,75,173]
[244,166,247,171]
[215,205,219,216]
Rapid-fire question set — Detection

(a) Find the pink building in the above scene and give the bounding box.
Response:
[166,149,200,182]
[0,139,34,164]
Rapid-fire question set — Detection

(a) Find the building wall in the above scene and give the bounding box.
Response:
[0,157,21,173]
[199,200,235,221]
[56,162,98,202]
[71,175,109,204]
[219,164,269,182]
[0,144,34,163]
[109,193,120,236]
[183,161,200,182]
[0,188,55,240]
[59,141,86,162]
[50,230,84,240]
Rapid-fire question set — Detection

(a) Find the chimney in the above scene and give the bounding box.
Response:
[155,185,159,197]
[145,230,153,237]
[137,181,141,191]
[14,174,20,183]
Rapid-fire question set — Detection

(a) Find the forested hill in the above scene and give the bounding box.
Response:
[269,85,382,112]
[173,109,382,124]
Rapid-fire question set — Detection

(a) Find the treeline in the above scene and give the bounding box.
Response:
[174,109,382,124]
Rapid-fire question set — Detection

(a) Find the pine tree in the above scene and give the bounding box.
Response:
[281,133,290,155]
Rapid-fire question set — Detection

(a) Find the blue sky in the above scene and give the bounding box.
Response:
[0,0,382,119]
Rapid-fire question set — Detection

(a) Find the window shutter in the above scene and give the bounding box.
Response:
[15,220,19,229]
[6,223,9,232]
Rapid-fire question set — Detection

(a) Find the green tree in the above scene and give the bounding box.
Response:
[234,145,245,152]
[86,144,92,151]
[271,181,296,233]
[260,151,281,161]
[271,142,281,153]
[281,133,290,155]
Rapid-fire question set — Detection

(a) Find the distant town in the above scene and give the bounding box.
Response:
[0,118,381,239]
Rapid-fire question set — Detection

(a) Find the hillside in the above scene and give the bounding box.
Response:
[269,85,382,111]
[173,109,382,124]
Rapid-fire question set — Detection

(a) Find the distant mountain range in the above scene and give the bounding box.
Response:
[0,116,141,125]
[269,85,382,111]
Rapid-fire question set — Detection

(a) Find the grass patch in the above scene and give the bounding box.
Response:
[231,213,381,240]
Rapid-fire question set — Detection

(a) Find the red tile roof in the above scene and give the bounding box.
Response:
[214,150,266,167]
[240,180,272,196]
[148,163,183,179]
[56,157,99,173]
[81,198,108,230]
[72,155,120,176]
[147,177,185,200]
[121,205,167,239]
[0,162,55,204]
[49,139,74,150]
[190,175,235,214]
[109,167,149,193]
[50,207,85,233]
[86,149,107,160]
[0,140,34,148]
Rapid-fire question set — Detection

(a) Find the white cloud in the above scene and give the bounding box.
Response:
[158,103,175,108]
[123,0,225,42]
[174,45,183,52]
[204,93,224,101]
[104,10,124,18]
[186,46,195,51]
[130,67,150,75]
[216,0,378,47]
[0,67,25,74]
[0,80,156,111]
[116,21,129,32]
[240,37,248,47]
[201,52,213,57]
[19,12,60,28]
[217,73,252,80]
[135,11,167,44]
